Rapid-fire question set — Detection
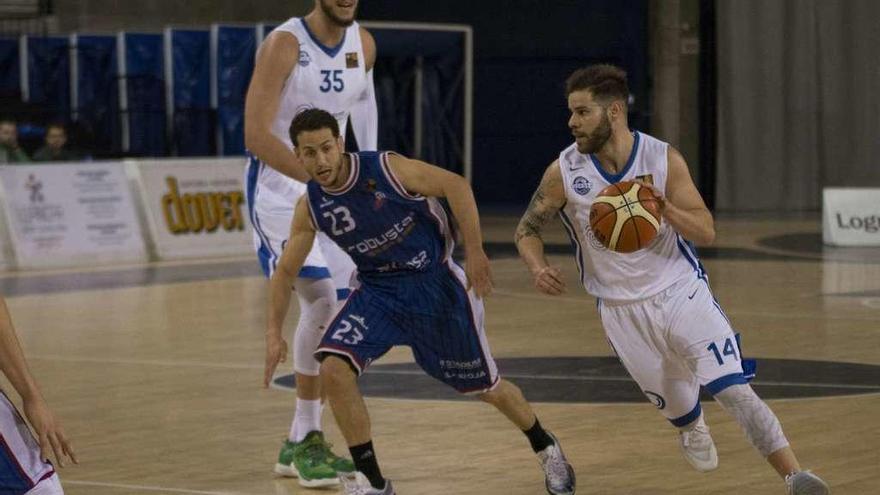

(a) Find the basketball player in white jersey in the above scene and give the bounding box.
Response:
[0,295,76,494]
[244,0,376,486]
[515,65,830,495]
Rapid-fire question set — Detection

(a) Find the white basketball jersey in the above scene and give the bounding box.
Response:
[558,131,704,301]
[260,17,371,195]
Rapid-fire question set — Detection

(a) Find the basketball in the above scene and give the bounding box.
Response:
[589,181,662,253]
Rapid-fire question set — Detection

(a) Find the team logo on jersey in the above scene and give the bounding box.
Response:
[572,176,592,196]
[345,52,359,68]
[299,48,312,67]
[644,391,666,410]
[373,191,386,211]
[635,173,654,185]
[585,224,607,251]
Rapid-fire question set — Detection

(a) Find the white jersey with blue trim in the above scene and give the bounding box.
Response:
[259,17,373,196]
[558,131,703,302]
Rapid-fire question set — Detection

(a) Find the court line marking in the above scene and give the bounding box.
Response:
[63,480,252,495]
[491,289,880,321]
[30,355,879,391]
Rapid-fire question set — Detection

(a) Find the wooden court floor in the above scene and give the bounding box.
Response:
[1,215,877,494]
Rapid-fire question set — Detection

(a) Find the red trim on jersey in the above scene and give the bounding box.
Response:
[380,152,423,200]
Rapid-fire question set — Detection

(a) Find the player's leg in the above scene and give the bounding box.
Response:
[598,293,718,471]
[409,262,574,495]
[244,164,347,484]
[672,277,829,493]
[315,288,398,494]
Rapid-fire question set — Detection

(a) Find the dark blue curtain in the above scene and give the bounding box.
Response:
[216,26,255,156]
[75,35,119,157]
[125,33,166,156]
[27,36,70,121]
[371,29,464,175]
[171,29,213,156]
[0,38,19,98]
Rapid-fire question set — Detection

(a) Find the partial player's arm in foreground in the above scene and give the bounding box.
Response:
[386,154,493,298]
[0,295,77,467]
[263,198,318,387]
[637,147,715,246]
[514,161,568,295]
[244,32,310,183]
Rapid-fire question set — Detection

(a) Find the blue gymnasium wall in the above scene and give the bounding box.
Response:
[360,0,650,205]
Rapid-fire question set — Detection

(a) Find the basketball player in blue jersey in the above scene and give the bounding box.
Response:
[515,64,830,495]
[244,0,377,486]
[262,109,577,495]
[0,295,77,494]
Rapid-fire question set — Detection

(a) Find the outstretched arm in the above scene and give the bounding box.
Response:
[244,32,310,182]
[0,296,77,466]
[387,154,493,298]
[263,197,317,387]
[515,161,568,295]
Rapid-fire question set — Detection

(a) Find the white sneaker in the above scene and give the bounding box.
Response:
[339,471,395,495]
[537,432,576,494]
[678,419,718,472]
[786,470,830,495]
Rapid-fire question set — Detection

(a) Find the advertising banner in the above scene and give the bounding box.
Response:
[0,162,147,269]
[136,158,253,259]
[822,188,880,246]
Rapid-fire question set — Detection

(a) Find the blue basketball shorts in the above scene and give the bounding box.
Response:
[315,260,500,394]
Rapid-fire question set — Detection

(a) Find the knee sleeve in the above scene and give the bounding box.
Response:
[714,384,789,457]
[292,277,337,376]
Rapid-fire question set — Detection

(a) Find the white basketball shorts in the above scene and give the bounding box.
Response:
[598,275,747,427]
[245,156,356,299]
[0,391,59,494]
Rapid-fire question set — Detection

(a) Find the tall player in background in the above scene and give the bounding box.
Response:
[264,109,576,495]
[244,0,377,487]
[0,295,77,494]
[515,65,830,495]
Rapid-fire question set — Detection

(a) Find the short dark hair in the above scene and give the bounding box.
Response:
[565,64,629,105]
[289,108,340,146]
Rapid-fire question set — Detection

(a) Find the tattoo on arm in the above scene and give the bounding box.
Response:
[515,186,558,244]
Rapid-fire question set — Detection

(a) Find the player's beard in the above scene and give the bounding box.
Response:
[577,113,612,154]
[319,0,356,27]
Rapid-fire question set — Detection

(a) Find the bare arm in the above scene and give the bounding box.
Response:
[0,296,77,466]
[387,154,493,297]
[515,161,568,295]
[244,32,310,182]
[263,197,317,386]
[640,147,715,246]
[349,27,378,151]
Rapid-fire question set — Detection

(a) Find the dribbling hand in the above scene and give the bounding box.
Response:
[263,333,289,388]
[633,180,666,212]
[533,266,566,295]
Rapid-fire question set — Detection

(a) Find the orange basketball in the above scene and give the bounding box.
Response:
[588,181,662,253]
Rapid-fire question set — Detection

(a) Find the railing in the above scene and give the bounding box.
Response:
[0,0,52,36]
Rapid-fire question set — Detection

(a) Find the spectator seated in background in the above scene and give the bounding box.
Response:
[32,123,81,162]
[0,118,30,164]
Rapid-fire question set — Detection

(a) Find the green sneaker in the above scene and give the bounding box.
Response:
[319,437,356,474]
[273,432,339,487]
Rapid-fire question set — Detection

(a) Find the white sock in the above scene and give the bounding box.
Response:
[289,398,322,443]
